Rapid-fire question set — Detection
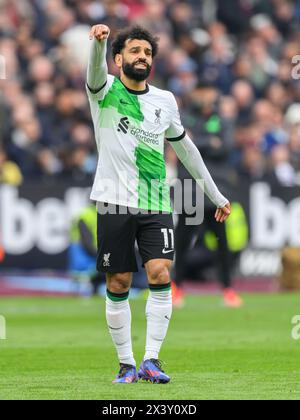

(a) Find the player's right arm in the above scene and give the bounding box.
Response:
[87,24,110,94]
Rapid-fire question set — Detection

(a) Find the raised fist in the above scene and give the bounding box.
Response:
[89,24,110,41]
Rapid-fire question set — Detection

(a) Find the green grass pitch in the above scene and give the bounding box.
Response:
[0,293,300,400]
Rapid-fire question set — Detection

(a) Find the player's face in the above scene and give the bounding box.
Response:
[117,39,153,82]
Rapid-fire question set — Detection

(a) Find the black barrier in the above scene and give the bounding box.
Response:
[0,180,300,271]
[0,181,91,269]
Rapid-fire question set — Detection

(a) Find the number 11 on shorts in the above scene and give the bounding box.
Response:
[161,228,174,253]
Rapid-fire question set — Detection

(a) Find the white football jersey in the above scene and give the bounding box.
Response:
[87,74,185,212]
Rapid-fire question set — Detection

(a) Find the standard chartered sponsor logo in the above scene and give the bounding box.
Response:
[117,116,160,145]
[130,127,159,145]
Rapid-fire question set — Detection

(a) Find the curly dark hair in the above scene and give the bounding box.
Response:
[112,26,159,60]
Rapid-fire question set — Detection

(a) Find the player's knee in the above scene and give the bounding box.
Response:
[148,263,171,285]
[106,273,131,293]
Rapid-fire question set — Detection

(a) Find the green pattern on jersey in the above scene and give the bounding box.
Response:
[135,143,171,212]
[98,77,144,121]
[98,77,170,212]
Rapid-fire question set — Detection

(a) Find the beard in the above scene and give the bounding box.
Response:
[122,60,152,82]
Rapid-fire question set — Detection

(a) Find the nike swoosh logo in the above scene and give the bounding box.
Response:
[165,316,170,321]
[120,99,131,105]
[162,249,174,254]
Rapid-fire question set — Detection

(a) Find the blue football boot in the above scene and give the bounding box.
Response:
[112,363,138,384]
[138,359,170,384]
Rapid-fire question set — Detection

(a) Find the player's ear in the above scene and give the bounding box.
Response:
[115,53,122,69]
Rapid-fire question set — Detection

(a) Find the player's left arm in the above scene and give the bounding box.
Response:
[169,134,231,222]
[165,93,231,223]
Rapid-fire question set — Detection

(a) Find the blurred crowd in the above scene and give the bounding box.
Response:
[1,0,300,188]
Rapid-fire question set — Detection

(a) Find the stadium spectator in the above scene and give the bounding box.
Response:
[135,0,172,36]
[0,146,23,185]
[1,0,300,186]
[230,80,255,125]
[69,203,104,295]
[268,144,297,186]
